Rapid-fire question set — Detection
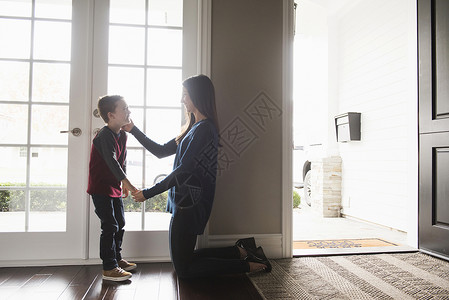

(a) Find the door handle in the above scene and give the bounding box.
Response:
[60,128,82,137]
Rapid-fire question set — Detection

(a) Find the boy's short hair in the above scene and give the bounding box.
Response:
[98,95,124,123]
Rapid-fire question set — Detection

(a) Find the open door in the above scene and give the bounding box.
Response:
[418,0,449,259]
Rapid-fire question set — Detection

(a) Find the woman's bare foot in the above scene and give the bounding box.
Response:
[248,262,266,272]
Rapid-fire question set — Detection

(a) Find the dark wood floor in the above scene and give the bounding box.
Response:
[0,263,263,300]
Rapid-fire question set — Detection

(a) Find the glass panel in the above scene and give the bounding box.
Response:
[31,105,69,145]
[0,104,28,144]
[34,21,71,61]
[148,0,183,27]
[145,108,181,143]
[110,0,145,25]
[0,61,29,101]
[123,194,142,231]
[32,63,70,103]
[145,208,170,231]
[0,0,32,17]
[29,147,68,186]
[0,19,31,59]
[147,28,182,67]
[29,189,66,231]
[147,68,182,107]
[109,26,145,65]
[126,108,143,148]
[35,0,72,20]
[0,189,25,232]
[126,148,143,189]
[108,67,144,106]
[0,147,27,185]
[145,152,174,187]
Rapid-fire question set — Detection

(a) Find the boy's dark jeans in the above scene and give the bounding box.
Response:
[91,194,125,271]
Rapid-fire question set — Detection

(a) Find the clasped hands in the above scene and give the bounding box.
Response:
[122,179,146,202]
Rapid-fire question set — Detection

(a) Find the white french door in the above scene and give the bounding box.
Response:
[89,0,184,261]
[0,0,90,263]
[0,0,206,264]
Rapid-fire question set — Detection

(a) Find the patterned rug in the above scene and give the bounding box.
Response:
[248,252,449,299]
[293,238,398,249]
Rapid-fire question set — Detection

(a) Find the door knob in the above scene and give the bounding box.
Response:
[60,128,82,136]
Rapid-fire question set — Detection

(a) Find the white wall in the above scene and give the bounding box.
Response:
[332,0,418,235]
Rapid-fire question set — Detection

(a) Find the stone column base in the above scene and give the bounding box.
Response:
[311,156,342,217]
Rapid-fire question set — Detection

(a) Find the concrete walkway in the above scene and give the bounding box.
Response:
[293,189,415,256]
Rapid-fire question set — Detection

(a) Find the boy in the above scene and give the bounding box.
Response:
[87,95,137,281]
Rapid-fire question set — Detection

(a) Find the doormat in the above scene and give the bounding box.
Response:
[248,252,449,299]
[293,238,398,249]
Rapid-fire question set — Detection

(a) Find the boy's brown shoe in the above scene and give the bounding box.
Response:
[118,259,137,271]
[102,267,132,281]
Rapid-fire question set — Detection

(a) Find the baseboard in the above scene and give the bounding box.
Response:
[206,234,283,258]
[0,256,172,268]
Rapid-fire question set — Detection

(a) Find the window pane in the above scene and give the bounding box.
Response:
[29,189,66,231]
[30,147,68,186]
[108,67,144,106]
[34,21,71,61]
[145,210,171,231]
[148,0,182,27]
[147,28,182,67]
[147,68,182,107]
[31,105,69,145]
[0,61,29,101]
[0,0,31,17]
[145,108,181,143]
[0,104,28,144]
[32,63,70,103]
[109,26,145,65]
[0,147,27,185]
[123,194,142,231]
[126,108,143,148]
[145,152,174,187]
[126,149,143,189]
[35,0,72,20]
[110,0,145,25]
[0,19,31,59]
[0,189,25,232]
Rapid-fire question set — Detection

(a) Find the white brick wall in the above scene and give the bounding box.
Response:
[334,0,417,232]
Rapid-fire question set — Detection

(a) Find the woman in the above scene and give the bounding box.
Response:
[125,75,271,278]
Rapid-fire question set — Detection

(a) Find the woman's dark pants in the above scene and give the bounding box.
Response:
[169,214,250,279]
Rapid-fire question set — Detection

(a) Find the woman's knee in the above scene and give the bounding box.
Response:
[174,263,193,279]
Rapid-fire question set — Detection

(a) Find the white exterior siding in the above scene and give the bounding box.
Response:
[334,0,417,232]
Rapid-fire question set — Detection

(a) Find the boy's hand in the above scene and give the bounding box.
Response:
[122,119,135,132]
[121,178,137,198]
[132,190,146,202]
[122,185,130,198]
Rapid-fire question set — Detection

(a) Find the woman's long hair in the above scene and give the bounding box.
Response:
[176,75,220,145]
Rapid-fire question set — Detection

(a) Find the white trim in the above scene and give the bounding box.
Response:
[195,0,212,250]
[0,257,171,268]
[208,234,284,259]
[197,0,212,77]
[282,0,295,258]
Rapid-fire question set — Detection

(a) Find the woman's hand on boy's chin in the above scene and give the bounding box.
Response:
[121,119,135,132]
[132,190,146,202]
